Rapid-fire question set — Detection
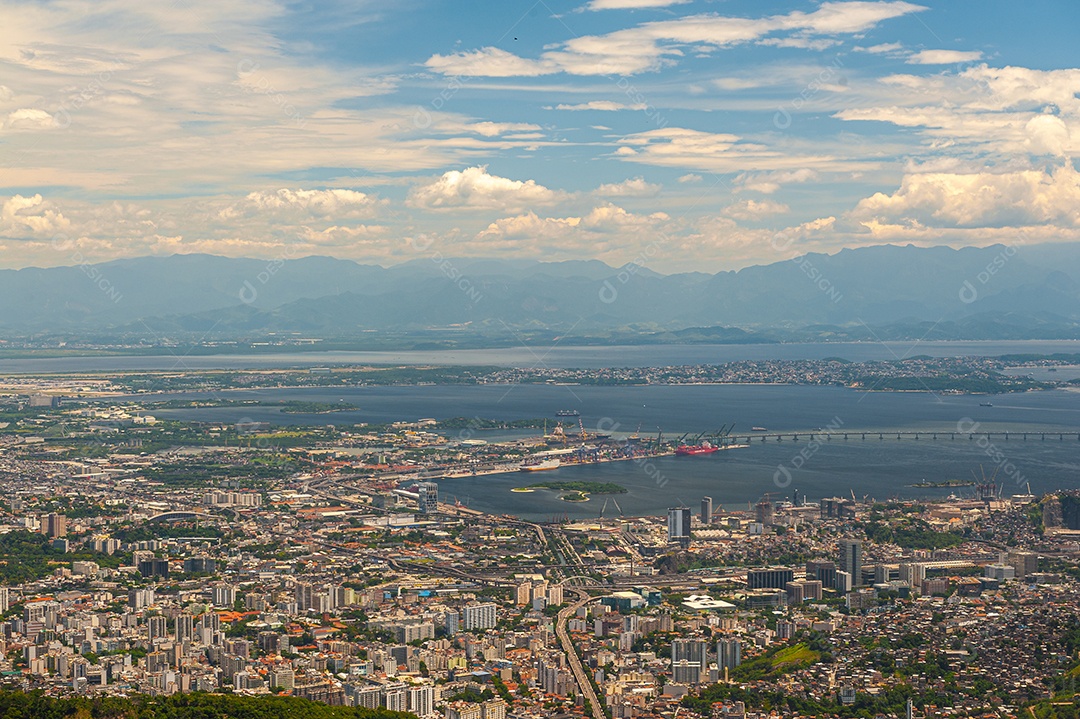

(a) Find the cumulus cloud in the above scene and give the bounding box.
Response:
[595,177,661,197]
[722,199,791,220]
[477,211,581,241]
[222,189,385,219]
[581,204,670,231]
[4,108,57,130]
[1025,114,1071,156]
[1,194,69,235]
[407,166,564,211]
[851,164,1080,230]
[298,224,388,246]
[477,204,669,245]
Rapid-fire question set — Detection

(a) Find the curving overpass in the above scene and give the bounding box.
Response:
[147,510,212,522]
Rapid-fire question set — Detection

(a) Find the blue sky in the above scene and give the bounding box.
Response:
[1,0,1078,271]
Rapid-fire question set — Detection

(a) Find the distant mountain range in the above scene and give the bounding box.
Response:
[4,243,1080,346]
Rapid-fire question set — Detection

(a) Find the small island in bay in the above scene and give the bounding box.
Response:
[514,481,628,502]
[525,481,628,495]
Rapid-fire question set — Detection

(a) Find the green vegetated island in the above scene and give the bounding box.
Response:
[524,481,628,502]
[527,481,628,494]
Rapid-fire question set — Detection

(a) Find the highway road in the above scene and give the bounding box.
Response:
[557,589,605,719]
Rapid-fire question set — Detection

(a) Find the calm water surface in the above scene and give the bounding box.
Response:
[136,382,1080,521]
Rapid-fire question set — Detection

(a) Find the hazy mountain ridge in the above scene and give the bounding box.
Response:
[3,243,1080,342]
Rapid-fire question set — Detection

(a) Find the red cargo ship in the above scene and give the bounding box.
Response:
[675,442,720,456]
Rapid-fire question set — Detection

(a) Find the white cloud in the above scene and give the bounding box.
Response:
[906,49,983,65]
[0,0,442,200]
[856,42,904,54]
[223,189,385,219]
[678,214,836,266]
[581,204,670,230]
[465,121,542,137]
[734,169,819,194]
[477,211,580,242]
[475,204,671,259]
[722,199,791,220]
[425,47,557,77]
[552,101,647,111]
[426,2,927,77]
[678,174,702,183]
[1,194,69,235]
[407,166,564,211]
[615,128,861,174]
[835,65,1080,158]
[0,189,404,264]
[298,224,388,246]
[1025,114,1071,157]
[851,163,1080,230]
[4,108,57,130]
[595,177,661,197]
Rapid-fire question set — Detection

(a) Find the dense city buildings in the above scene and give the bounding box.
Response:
[0,384,1075,719]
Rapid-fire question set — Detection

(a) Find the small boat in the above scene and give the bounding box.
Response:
[751,427,768,432]
[980,402,993,407]
[555,409,580,417]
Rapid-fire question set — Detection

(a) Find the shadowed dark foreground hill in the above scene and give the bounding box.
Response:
[0,691,413,719]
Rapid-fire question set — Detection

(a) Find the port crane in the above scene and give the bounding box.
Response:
[709,423,736,446]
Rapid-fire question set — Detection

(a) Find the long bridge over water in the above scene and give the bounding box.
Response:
[725,429,1080,444]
